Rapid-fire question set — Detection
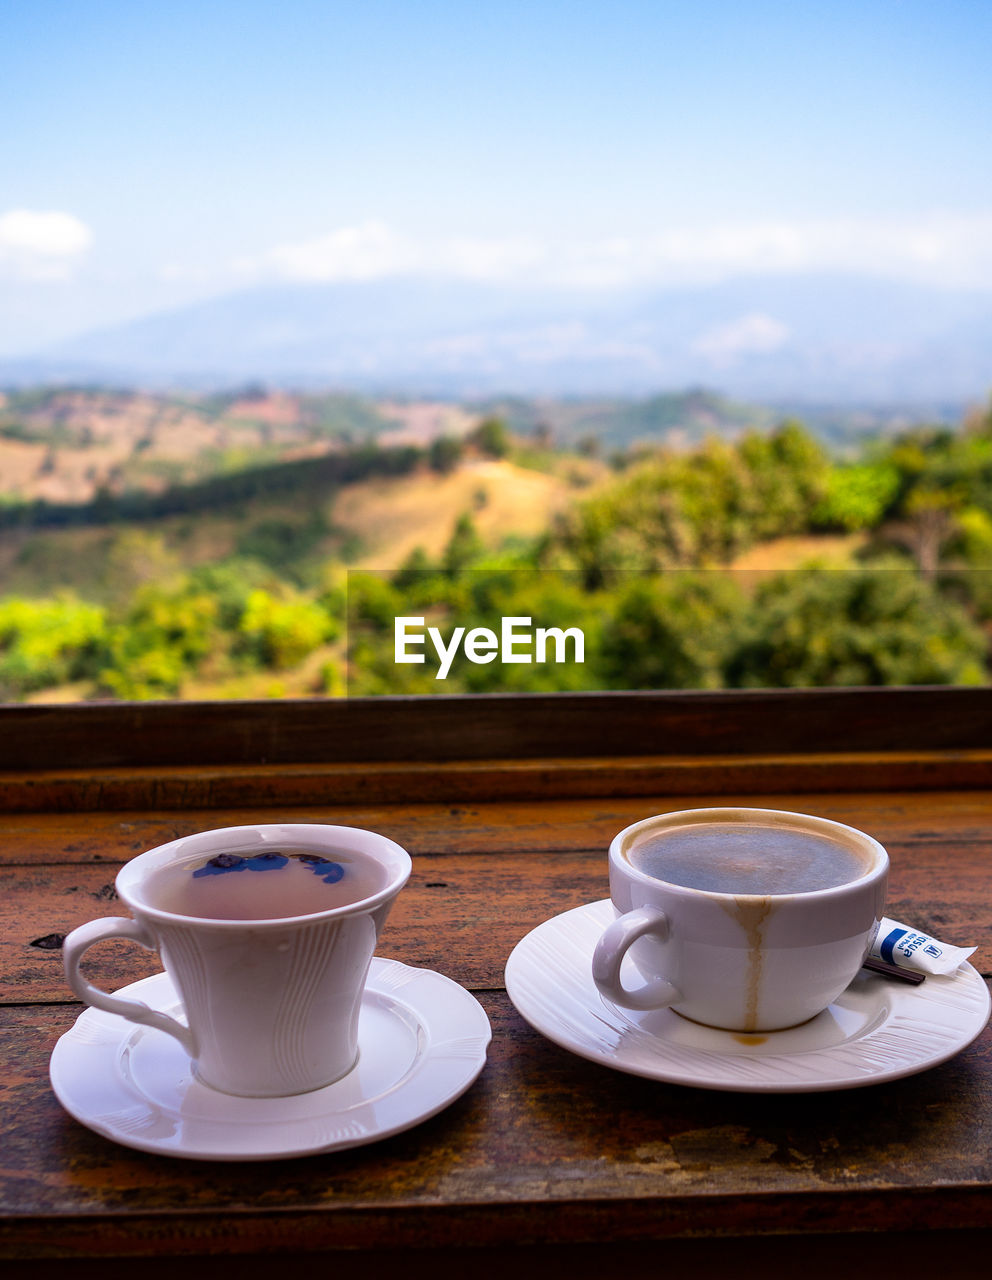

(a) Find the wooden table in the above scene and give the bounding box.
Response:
[2,689,991,1277]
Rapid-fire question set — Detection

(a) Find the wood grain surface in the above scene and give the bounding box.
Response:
[1,690,991,1271]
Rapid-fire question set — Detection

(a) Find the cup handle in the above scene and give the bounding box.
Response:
[63,917,197,1057]
[592,905,681,1011]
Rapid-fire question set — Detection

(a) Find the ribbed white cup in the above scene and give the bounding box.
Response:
[63,823,412,1096]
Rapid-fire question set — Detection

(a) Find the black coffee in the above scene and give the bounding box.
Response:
[626,822,868,895]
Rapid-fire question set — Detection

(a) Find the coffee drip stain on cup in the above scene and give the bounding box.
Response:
[719,895,774,1032]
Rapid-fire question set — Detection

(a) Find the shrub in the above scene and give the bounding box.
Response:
[726,567,987,688]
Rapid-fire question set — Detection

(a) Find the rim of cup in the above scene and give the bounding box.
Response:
[115,822,413,927]
[610,806,888,902]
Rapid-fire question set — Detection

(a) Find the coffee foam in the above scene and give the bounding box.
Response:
[622,811,877,898]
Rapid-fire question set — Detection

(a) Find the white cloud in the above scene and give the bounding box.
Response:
[263,221,418,282]
[441,236,544,281]
[244,211,992,292]
[692,312,792,364]
[0,209,92,280]
[640,214,992,288]
[247,221,544,285]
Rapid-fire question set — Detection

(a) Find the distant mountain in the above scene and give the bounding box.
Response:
[5,273,991,407]
[476,390,779,449]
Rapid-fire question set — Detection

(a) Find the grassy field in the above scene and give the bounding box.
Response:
[339,457,589,568]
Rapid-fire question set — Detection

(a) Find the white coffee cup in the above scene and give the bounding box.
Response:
[592,807,888,1032]
[63,823,412,1096]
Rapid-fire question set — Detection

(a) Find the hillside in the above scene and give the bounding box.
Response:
[0,448,596,601]
[0,431,602,702]
[477,390,777,450]
[2,385,951,523]
[337,458,579,569]
[0,387,413,505]
[2,403,991,703]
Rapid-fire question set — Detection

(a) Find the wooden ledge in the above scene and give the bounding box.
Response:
[2,687,991,771]
[0,748,989,811]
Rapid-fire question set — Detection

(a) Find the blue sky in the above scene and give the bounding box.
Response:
[2,0,991,354]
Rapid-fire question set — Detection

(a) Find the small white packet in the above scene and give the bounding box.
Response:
[868,916,976,976]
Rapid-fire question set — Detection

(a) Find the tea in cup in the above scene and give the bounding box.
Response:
[592,807,888,1032]
[63,823,412,1096]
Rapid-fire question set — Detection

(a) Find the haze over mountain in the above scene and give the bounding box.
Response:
[6,272,992,408]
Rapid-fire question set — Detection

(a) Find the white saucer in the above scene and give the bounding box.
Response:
[50,957,491,1160]
[505,900,990,1093]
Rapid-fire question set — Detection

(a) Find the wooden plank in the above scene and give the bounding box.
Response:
[2,991,991,1258]
[2,687,991,771]
[3,788,992,866]
[0,748,991,811]
[5,833,989,1005]
[0,852,606,1001]
[10,1236,992,1280]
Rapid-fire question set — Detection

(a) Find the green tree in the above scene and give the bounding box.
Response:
[441,513,484,577]
[391,546,434,591]
[548,421,830,586]
[236,588,336,670]
[456,570,602,693]
[599,573,749,690]
[735,420,830,540]
[812,461,901,532]
[0,595,108,698]
[428,435,464,474]
[726,567,987,688]
[235,512,329,578]
[346,571,445,696]
[469,417,512,458]
[99,578,223,698]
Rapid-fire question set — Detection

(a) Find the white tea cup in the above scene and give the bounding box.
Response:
[63,823,412,1096]
[592,807,888,1032]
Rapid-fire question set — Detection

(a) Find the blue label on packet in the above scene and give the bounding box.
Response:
[879,927,908,965]
[869,916,975,976]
